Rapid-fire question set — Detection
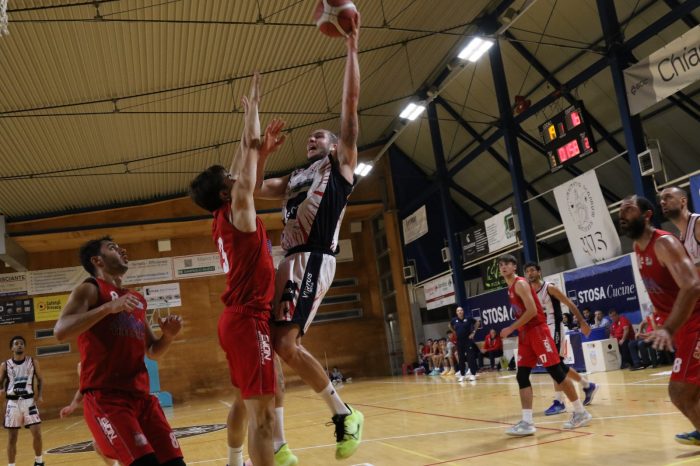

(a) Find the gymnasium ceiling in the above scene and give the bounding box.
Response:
[0,0,699,235]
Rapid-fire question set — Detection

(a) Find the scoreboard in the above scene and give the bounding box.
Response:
[538,102,597,172]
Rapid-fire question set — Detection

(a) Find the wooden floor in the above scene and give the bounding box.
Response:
[4,368,700,465]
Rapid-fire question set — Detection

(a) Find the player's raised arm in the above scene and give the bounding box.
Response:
[336,16,360,184]
[647,235,700,350]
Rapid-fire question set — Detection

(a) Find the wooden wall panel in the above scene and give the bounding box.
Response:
[0,218,389,419]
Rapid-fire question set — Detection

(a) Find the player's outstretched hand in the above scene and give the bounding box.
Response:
[644,328,674,352]
[106,293,141,314]
[261,119,286,157]
[159,314,183,338]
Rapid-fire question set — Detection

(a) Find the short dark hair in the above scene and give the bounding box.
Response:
[189,165,228,213]
[79,236,113,277]
[523,261,540,271]
[497,254,518,266]
[9,335,25,349]
[608,309,618,315]
[623,194,655,216]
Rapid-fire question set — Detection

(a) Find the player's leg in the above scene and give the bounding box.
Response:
[243,395,275,466]
[670,381,700,445]
[545,363,591,429]
[567,366,598,406]
[669,321,700,445]
[5,399,21,464]
[226,389,247,466]
[7,427,19,464]
[137,395,184,466]
[28,423,43,465]
[23,398,43,465]
[505,365,536,436]
[465,343,478,381]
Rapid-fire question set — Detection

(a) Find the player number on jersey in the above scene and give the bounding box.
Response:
[169,432,180,449]
[217,237,230,273]
[673,358,683,374]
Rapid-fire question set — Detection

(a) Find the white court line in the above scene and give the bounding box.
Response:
[64,419,83,431]
[218,400,232,408]
[653,370,673,376]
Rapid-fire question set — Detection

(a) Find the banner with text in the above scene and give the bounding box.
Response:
[33,294,70,322]
[0,297,34,325]
[624,25,700,115]
[468,288,514,341]
[0,272,28,297]
[691,173,700,211]
[402,206,429,245]
[562,255,640,322]
[173,253,224,279]
[460,224,490,262]
[423,274,456,310]
[484,207,517,252]
[28,266,89,296]
[138,283,182,310]
[122,258,174,286]
[553,170,621,267]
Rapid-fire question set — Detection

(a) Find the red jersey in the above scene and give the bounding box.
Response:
[78,278,149,394]
[508,276,546,330]
[635,228,700,318]
[610,315,634,340]
[484,334,502,351]
[212,204,275,316]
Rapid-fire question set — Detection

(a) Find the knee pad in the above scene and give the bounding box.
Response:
[516,366,532,389]
[546,363,567,384]
[130,454,160,466]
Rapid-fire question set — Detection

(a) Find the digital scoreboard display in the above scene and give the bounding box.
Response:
[538,102,597,172]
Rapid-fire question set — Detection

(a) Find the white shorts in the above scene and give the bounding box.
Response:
[274,251,336,335]
[4,398,41,429]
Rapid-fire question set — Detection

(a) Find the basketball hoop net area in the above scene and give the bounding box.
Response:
[0,0,9,36]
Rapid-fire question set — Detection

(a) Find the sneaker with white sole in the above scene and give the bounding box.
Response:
[505,420,536,436]
[582,382,599,406]
[467,374,476,382]
[563,410,592,429]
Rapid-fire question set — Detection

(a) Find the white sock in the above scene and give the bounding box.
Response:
[554,391,564,403]
[273,407,286,452]
[35,457,43,464]
[522,409,533,424]
[572,399,585,414]
[10,463,16,466]
[228,446,244,466]
[320,382,350,415]
[579,377,590,389]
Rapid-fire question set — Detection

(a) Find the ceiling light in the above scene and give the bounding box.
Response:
[399,102,426,121]
[458,37,494,62]
[354,162,373,176]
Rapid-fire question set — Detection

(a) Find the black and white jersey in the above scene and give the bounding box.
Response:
[4,357,35,397]
[281,154,354,254]
[681,213,700,266]
[536,281,563,327]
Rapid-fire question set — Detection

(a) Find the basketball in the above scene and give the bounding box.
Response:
[313,0,359,38]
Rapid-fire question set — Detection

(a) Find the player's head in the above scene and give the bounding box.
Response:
[619,195,655,240]
[189,165,235,213]
[489,328,497,337]
[307,129,338,161]
[523,261,541,283]
[9,335,25,354]
[79,236,128,277]
[455,306,464,318]
[497,254,518,278]
[659,186,688,221]
[583,308,591,318]
[594,309,604,320]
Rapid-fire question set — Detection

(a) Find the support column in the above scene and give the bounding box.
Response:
[489,41,537,262]
[597,0,657,200]
[427,102,467,307]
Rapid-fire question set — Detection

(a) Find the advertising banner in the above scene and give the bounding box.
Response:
[402,206,429,245]
[468,288,514,341]
[484,207,517,252]
[423,274,456,310]
[122,258,173,286]
[0,297,34,325]
[173,253,224,279]
[33,294,70,322]
[0,272,28,297]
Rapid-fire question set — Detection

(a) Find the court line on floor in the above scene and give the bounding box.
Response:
[378,440,458,466]
[422,433,590,465]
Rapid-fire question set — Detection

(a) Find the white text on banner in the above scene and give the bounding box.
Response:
[173,253,224,279]
[402,206,428,245]
[424,274,456,310]
[122,258,173,285]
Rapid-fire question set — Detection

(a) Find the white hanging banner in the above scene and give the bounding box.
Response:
[0,272,28,297]
[484,207,517,252]
[423,274,456,310]
[122,258,173,286]
[172,253,224,279]
[624,25,700,115]
[553,170,621,267]
[402,206,428,245]
[28,266,89,295]
[137,282,182,310]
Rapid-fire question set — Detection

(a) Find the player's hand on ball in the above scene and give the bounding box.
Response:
[159,315,183,338]
[645,328,674,352]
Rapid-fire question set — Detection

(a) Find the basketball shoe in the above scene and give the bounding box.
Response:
[544,400,566,415]
[505,420,536,436]
[675,431,700,446]
[332,404,364,459]
[582,382,599,406]
[563,410,592,429]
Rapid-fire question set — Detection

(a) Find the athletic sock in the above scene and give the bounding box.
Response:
[579,377,591,389]
[522,409,534,424]
[35,456,43,464]
[572,399,585,414]
[10,463,16,466]
[320,382,351,415]
[228,446,244,466]
[273,407,286,452]
[554,391,565,403]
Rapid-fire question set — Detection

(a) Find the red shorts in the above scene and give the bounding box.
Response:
[218,309,275,399]
[83,391,182,465]
[671,313,700,387]
[517,324,561,368]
